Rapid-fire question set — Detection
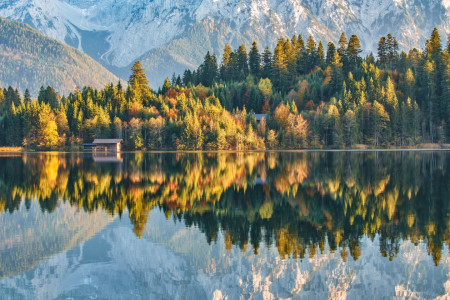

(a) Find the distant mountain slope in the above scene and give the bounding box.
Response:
[1,0,449,87]
[0,17,118,96]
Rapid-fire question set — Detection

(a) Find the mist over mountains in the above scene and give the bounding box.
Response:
[0,0,449,88]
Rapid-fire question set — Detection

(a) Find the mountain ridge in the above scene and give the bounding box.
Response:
[0,17,119,96]
[1,0,449,87]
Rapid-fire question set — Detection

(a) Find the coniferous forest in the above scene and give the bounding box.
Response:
[2,29,450,150]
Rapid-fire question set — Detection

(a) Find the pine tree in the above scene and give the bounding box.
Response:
[405,68,415,100]
[171,73,177,87]
[384,77,399,143]
[326,42,336,66]
[426,28,442,59]
[262,46,273,79]
[331,51,344,95]
[344,109,357,147]
[237,44,249,76]
[386,34,399,70]
[371,100,390,147]
[249,41,261,77]
[24,89,31,104]
[162,77,171,95]
[347,34,362,69]
[129,60,149,89]
[338,33,348,59]
[283,39,297,82]
[306,36,318,71]
[297,34,305,52]
[377,37,387,66]
[317,41,325,66]
[273,39,287,88]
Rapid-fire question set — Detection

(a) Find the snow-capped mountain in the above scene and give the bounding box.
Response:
[0,0,449,86]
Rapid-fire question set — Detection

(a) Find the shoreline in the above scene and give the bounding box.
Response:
[1,148,450,154]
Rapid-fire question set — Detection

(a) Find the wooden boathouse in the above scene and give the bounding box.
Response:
[83,139,123,152]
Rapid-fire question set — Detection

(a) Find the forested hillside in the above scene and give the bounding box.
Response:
[1,28,450,150]
[0,17,118,96]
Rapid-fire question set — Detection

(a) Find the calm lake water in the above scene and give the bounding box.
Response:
[0,151,450,299]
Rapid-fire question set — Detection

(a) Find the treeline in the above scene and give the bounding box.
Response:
[1,29,450,149]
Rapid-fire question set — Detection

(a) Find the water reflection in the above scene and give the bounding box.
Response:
[0,151,449,268]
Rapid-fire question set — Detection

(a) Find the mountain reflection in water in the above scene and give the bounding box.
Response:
[0,151,449,270]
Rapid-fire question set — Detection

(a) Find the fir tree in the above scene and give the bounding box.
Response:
[262,46,273,79]
[317,41,325,66]
[326,42,336,65]
[129,60,149,89]
[237,44,249,77]
[347,34,362,68]
[162,78,171,95]
[249,41,261,78]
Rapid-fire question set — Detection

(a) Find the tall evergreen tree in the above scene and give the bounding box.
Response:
[377,36,388,66]
[326,42,336,66]
[162,77,171,95]
[23,89,31,104]
[237,44,249,77]
[220,43,232,82]
[317,41,325,66]
[249,41,261,77]
[129,60,149,89]
[347,34,362,69]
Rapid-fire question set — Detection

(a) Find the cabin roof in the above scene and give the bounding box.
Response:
[92,139,123,144]
[253,114,267,121]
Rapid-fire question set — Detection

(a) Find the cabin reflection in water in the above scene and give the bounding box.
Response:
[83,139,123,152]
[90,152,123,163]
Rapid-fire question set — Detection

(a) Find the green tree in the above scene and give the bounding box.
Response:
[129,60,149,89]
[249,41,261,77]
[371,100,390,147]
[326,42,336,66]
[162,77,171,95]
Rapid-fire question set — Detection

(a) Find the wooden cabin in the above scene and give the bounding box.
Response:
[83,139,123,151]
[253,114,267,123]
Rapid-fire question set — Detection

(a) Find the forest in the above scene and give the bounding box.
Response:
[0,17,117,97]
[1,28,450,150]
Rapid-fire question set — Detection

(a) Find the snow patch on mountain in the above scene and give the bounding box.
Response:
[0,0,448,75]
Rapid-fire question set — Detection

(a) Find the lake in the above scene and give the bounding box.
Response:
[0,151,449,299]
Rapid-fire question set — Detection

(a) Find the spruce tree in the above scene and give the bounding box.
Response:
[386,34,399,70]
[237,44,249,76]
[326,42,336,66]
[249,41,261,77]
[258,47,271,80]
[338,33,348,59]
[162,77,171,95]
[306,36,318,71]
[129,60,149,89]
[347,34,362,68]
[220,43,232,82]
[317,41,325,66]
[427,28,442,59]
[331,51,344,95]
[24,89,31,104]
[377,36,387,66]
[273,39,287,88]
[297,34,305,52]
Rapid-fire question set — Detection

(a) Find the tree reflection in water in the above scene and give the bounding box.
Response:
[0,151,449,266]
